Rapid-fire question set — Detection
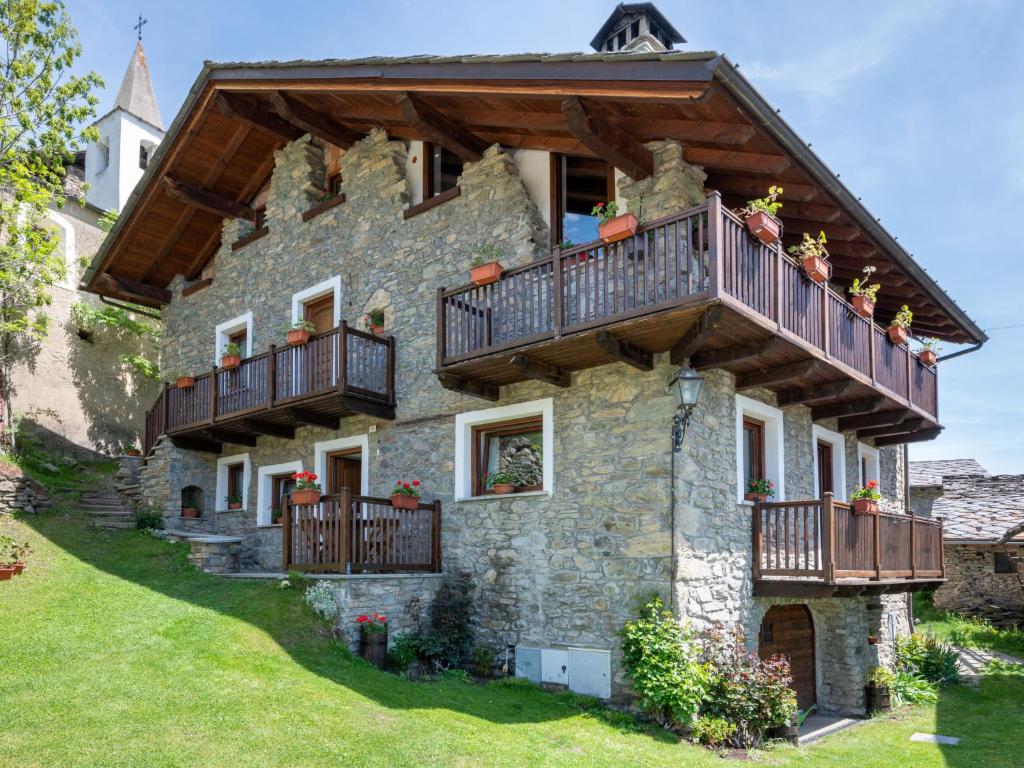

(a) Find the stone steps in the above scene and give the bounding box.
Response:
[79,485,132,529]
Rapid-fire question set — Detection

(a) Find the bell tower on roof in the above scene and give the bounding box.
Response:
[84,34,165,213]
[590,3,686,54]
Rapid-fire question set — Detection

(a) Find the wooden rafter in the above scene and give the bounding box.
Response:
[594,331,653,371]
[214,92,302,142]
[562,95,653,181]
[857,418,924,440]
[735,359,818,389]
[206,429,257,447]
[437,372,499,401]
[713,175,818,202]
[396,92,487,162]
[685,147,789,175]
[240,419,295,439]
[286,408,340,430]
[875,428,942,447]
[811,397,883,421]
[837,410,909,431]
[691,337,784,370]
[775,379,854,406]
[96,273,171,306]
[669,306,723,364]
[162,177,254,221]
[270,91,363,148]
[509,354,571,387]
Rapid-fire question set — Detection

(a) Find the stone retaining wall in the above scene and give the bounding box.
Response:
[330,573,445,652]
[935,544,1024,621]
[0,463,50,515]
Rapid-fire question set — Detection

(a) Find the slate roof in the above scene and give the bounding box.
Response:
[910,459,989,487]
[934,474,1024,542]
[113,41,163,130]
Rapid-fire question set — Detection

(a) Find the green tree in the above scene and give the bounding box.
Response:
[0,0,102,448]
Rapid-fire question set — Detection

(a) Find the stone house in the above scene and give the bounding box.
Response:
[83,5,985,715]
[910,460,1024,624]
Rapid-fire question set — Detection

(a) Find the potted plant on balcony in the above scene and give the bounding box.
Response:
[290,471,321,506]
[390,479,421,510]
[848,266,881,318]
[744,478,775,504]
[865,666,893,714]
[888,305,913,345]
[918,338,941,367]
[286,320,315,346]
[739,185,784,245]
[469,244,504,286]
[362,309,386,335]
[485,470,517,495]
[788,231,831,284]
[592,201,638,245]
[356,613,389,669]
[851,480,881,515]
[225,493,242,511]
[175,371,194,389]
[220,341,242,369]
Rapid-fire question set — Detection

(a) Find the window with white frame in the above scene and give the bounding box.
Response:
[255,460,303,526]
[214,311,253,364]
[735,395,785,504]
[314,435,369,496]
[857,443,880,489]
[454,398,553,500]
[216,453,251,511]
[812,425,847,501]
[290,276,341,334]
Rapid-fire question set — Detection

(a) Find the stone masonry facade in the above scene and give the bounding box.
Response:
[934,544,1024,620]
[140,129,910,713]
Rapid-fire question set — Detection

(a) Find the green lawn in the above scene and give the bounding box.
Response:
[914,592,1024,659]
[1,504,1021,767]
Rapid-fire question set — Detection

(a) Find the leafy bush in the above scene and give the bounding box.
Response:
[896,633,959,684]
[133,505,164,531]
[387,633,418,674]
[984,658,1024,677]
[471,644,495,677]
[700,625,798,748]
[304,581,338,622]
[867,665,895,687]
[692,715,736,748]
[889,671,938,705]
[619,595,708,729]
[419,573,474,669]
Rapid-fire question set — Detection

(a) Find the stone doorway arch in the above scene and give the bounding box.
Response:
[759,604,816,710]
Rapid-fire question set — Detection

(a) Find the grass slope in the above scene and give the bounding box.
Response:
[0,508,1021,767]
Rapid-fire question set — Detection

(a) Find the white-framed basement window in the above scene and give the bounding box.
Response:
[857,443,880,488]
[255,460,303,527]
[214,311,253,364]
[812,424,847,501]
[215,453,251,511]
[735,394,785,504]
[290,276,341,328]
[454,397,554,501]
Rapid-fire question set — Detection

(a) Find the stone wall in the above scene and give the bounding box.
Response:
[0,462,50,515]
[934,544,1024,620]
[909,485,942,518]
[330,573,445,651]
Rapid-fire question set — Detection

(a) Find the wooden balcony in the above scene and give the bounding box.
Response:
[283,491,442,574]
[753,495,945,597]
[143,323,395,455]
[436,192,940,442]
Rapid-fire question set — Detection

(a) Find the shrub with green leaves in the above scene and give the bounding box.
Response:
[411,572,475,671]
[619,595,708,729]
[889,671,939,705]
[303,580,338,622]
[387,632,418,674]
[692,715,736,747]
[471,644,495,677]
[895,633,959,684]
[133,505,164,531]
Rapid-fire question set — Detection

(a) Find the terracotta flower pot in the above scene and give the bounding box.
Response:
[360,627,388,669]
[744,492,769,504]
[370,324,385,336]
[221,354,241,369]
[292,489,321,506]
[919,349,937,367]
[802,255,831,284]
[852,498,878,515]
[745,210,782,245]
[470,261,503,286]
[887,325,908,345]
[865,684,891,714]
[867,636,879,645]
[0,566,13,581]
[176,376,194,389]
[851,295,875,318]
[491,483,516,495]
[228,502,242,510]
[598,213,639,245]
[125,450,142,457]
[390,493,419,510]
[13,561,24,575]
[181,507,200,518]
[287,328,311,346]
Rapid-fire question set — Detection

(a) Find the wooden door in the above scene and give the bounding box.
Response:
[327,451,361,495]
[304,294,335,335]
[817,440,834,498]
[759,604,816,710]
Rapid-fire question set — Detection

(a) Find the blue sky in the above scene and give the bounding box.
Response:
[66,0,1023,473]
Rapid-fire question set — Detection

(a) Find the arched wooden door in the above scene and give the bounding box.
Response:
[759,604,816,710]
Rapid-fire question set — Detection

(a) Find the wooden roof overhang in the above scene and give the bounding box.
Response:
[84,52,984,345]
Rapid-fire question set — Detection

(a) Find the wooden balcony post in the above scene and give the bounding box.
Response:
[267,344,276,408]
[938,517,945,579]
[339,321,349,393]
[904,345,914,404]
[873,507,882,580]
[161,381,170,433]
[869,320,877,385]
[772,242,783,329]
[435,286,446,368]
[209,366,218,422]
[910,512,917,579]
[339,488,351,574]
[822,493,835,582]
[281,500,292,572]
[821,284,830,358]
[432,499,442,573]
[706,191,723,300]
[387,335,396,406]
[552,247,563,338]
[751,501,762,581]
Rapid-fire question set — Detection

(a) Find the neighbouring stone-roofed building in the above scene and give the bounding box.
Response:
[909,458,988,488]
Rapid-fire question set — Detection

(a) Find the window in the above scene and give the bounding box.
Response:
[857,443,880,488]
[472,416,544,497]
[96,137,109,171]
[255,460,303,526]
[424,142,461,198]
[216,453,251,511]
[139,144,149,170]
[995,552,1016,574]
[314,435,369,496]
[454,398,554,500]
[551,154,615,246]
[735,395,785,503]
[630,19,640,38]
[812,425,846,501]
[214,312,253,364]
[324,143,343,196]
[617,29,627,48]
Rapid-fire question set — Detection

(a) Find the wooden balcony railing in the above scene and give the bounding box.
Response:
[437,192,938,419]
[753,493,944,587]
[282,491,442,573]
[143,322,395,454]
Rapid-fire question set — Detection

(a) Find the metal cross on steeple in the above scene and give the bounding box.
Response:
[133,14,148,41]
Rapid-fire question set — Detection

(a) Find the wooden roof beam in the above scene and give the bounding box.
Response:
[214,92,302,142]
[509,354,571,387]
[812,397,883,420]
[736,359,819,390]
[785,219,860,242]
[874,427,942,447]
[857,418,924,440]
[775,379,855,406]
[96,273,171,306]
[397,92,488,162]
[595,331,653,370]
[163,177,254,221]
[270,91,363,149]
[691,337,784,370]
[713,175,818,202]
[837,410,910,431]
[670,306,724,364]
[685,147,790,175]
[562,96,653,181]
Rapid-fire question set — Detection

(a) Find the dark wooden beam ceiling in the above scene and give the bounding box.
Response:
[562,95,653,181]
[735,359,818,389]
[96,273,171,306]
[214,92,303,142]
[595,331,654,370]
[875,428,942,447]
[811,397,884,420]
[437,372,499,401]
[670,306,724,364]
[162,177,254,221]
[509,354,571,387]
[775,379,854,406]
[396,92,488,162]
[270,91,363,148]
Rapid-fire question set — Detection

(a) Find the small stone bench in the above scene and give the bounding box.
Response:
[175,533,244,574]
